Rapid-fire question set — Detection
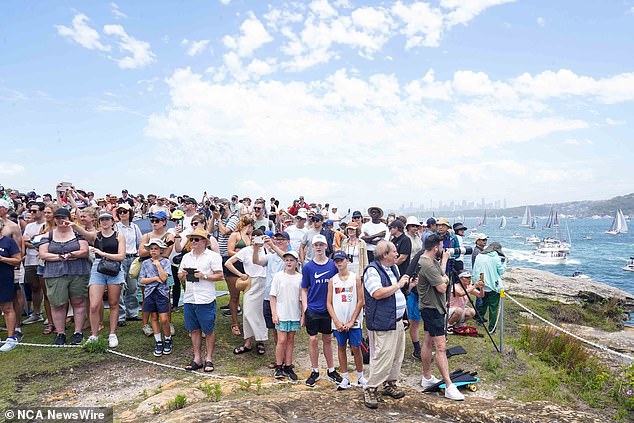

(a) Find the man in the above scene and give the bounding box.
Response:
[253,199,274,232]
[181,197,198,230]
[362,240,414,409]
[472,242,508,333]
[213,198,240,319]
[471,234,488,267]
[285,212,308,253]
[388,219,411,279]
[435,218,460,277]
[229,195,240,214]
[299,214,324,263]
[115,203,143,325]
[301,234,342,387]
[421,218,437,244]
[452,223,468,278]
[321,220,336,258]
[118,189,135,208]
[149,197,170,216]
[21,202,46,324]
[417,234,464,401]
[178,228,223,372]
[361,207,388,263]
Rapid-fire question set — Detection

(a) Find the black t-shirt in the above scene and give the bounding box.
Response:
[391,232,412,278]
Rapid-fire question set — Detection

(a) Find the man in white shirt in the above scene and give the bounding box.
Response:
[361,206,388,263]
[285,212,308,253]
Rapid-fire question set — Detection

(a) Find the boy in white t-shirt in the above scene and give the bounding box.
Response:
[327,250,365,389]
[269,250,303,382]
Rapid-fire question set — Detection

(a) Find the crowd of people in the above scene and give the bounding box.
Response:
[0,183,509,408]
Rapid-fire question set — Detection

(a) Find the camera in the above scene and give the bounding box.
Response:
[219,205,225,215]
[210,204,216,212]
[347,254,354,263]
[445,246,473,255]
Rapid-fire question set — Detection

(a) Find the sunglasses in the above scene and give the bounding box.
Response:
[253,207,262,211]
[191,221,201,226]
[150,219,164,224]
[30,209,40,213]
[190,237,204,242]
[118,209,129,213]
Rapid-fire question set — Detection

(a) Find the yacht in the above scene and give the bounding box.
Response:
[624,258,634,272]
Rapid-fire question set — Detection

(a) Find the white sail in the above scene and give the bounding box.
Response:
[499,216,507,229]
[607,209,628,234]
[519,207,532,227]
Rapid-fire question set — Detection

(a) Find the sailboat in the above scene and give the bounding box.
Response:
[543,207,560,229]
[479,210,487,227]
[606,209,628,235]
[499,216,507,229]
[519,207,533,227]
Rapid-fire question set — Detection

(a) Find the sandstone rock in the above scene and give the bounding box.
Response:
[136,383,206,415]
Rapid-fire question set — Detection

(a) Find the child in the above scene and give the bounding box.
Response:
[269,250,303,381]
[139,238,172,357]
[327,250,365,389]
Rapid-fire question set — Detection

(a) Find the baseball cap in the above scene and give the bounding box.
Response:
[458,271,472,279]
[426,217,437,226]
[282,250,299,260]
[98,212,114,220]
[0,199,11,209]
[324,219,334,226]
[453,223,467,231]
[332,250,347,261]
[297,211,308,220]
[53,208,71,218]
[312,234,327,245]
[476,233,488,241]
[274,231,290,240]
[150,211,169,220]
[352,210,362,219]
[388,220,404,230]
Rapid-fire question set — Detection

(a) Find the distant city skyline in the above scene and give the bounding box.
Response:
[2,1,634,210]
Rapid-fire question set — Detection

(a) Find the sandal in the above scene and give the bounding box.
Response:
[231,324,241,336]
[43,324,55,335]
[204,361,214,372]
[256,342,266,355]
[233,344,252,355]
[185,360,203,371]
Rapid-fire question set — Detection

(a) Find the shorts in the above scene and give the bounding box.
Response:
[24,265,41,288]
[0,279,15,303]
[406,291,421,321]
[184,301,216,335]
[36,264,45,277]
[276,320,301,332]
[263,299,274,329]
[448,306,465,321]
[45,275,89,307]
[88,259,126,286]
[305,309,332,336]
[142,289,170,314]
[333,327,362,347]
[420,308,446,337]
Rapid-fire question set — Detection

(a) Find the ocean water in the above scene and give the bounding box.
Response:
[458,216,634,296]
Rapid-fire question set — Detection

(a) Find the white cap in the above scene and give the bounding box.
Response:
[283,250,299,260]
[312,234,327,245]
[0,199,11,209]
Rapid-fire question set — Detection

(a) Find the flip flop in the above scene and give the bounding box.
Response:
[43,324,55,335]
[233,345,252,355]
[185,360,203,371]
[204,361,214,372]
[231,324,241,336]
[256,342,266,355]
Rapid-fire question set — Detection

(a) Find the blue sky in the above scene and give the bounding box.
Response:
[1,0,633,211]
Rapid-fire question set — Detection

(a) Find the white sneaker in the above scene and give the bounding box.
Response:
[108,334,119,348]
[337,378,351,391]
[23,313,44,325]
[0,337,18,352]
[356,376,367,387]
[142,324,153,336]
[421,375,442,390]
[86,335,99,344]
[444,383,465,401]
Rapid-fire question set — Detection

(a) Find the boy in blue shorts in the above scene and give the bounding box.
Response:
[139,238,172,357]
[327,250,366,389]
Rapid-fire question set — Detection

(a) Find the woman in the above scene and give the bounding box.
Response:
[38,205,57,334]
[405,216,422,258]
[38,208,91,345]
[240,197,253,217]
[0,218,22,351]
[224,215,254,336]
[225,229,268,355]
[86,212,126,348]
[340,222,368,275]
[114,203,142,325]
[133,195,146,220]
[288,199,299,216]
[73,207,98,243]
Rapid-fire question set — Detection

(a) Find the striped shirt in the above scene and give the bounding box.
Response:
[218,213,239,257]
[364,265,406,320]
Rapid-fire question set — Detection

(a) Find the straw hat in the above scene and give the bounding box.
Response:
[186,228,210,246]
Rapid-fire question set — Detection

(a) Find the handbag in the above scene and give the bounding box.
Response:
[97,257,121,276]
[129,257,142,279]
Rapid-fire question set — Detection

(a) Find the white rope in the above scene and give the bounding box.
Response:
[505,292,634,362]
[0,340,82,348]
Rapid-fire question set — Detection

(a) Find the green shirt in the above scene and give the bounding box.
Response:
[417,256,447,315]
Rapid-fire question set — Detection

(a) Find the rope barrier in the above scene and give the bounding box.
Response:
[0,340,82,348]
[505,292,634,362]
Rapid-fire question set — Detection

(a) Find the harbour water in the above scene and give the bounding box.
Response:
[458,215,633,296]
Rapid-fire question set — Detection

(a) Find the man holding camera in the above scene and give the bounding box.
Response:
[181,197,198,231]
[418,234,464,401]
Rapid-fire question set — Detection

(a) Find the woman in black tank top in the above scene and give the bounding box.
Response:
[86,212,126,348]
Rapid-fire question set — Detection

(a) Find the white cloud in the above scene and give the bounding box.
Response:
[111,3,128,19]
[0,163,25,176]
[181,39,211,56]
[536,16,546,27]
[441,0,516,28]
[103,24,156,69]
[392,1,444,48]
[55,13,111,52]
[219,0,232,4]
[223,12,273,57]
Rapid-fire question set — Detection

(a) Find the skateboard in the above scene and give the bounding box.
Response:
[439,376,480,392]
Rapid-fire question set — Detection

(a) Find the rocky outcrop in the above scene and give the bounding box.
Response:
[503,267,634,311]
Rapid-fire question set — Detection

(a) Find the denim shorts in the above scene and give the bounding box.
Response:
[406,291,421,321]
[333,327,362,347]
[142,289,170,314]
[421,308,446,337]
[276,320,301,332]
[184,301,217,334]
[88,259,125,286]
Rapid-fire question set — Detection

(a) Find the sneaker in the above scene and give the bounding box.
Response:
[86,335,99,344]
[142,324,153,336]
[305,370,320,387]
[0,336,18,352]
[327,369,343,384]
[444,383,465,401]
[108,334,119,348]
[162,338,172,355]
[274,365,285,379]
[117,320,126,327]
[14,331,23,342]
[447,325,454,334]
[70,332,84,345]
[23,313,44,325]
[220,305,230,310]
[283,365,298,382]
[421,374,442,390]
[382,381,405,399]
[357,376,368,387]
[170,323,175,336]
[412,350,421,359]
[363,387,379,409]
[154,341,163,357]
[53,333,66,345]
[222,306,242,316]
[126,316,142,321]
[337,378,351,391]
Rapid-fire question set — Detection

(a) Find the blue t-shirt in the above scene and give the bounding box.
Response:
[0,237,19,285]
[301,259,338,313]
[140,257,172,298]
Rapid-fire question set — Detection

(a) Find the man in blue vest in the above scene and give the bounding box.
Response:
[362,240,415,409]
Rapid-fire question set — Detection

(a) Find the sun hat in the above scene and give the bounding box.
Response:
[144,238,168,249]
[186,228,211,245]
[476,233,488,241]
[367,206,383,217]
[405,216,421,227]
[436,217,451,227]
[482,242,505,257]
[453,223,467,231]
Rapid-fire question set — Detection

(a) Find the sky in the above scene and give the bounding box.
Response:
[1,0,634,212]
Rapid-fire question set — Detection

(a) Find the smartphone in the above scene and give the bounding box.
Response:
[184,267,198,282]
[58,181,73,194]
[254,236,264,245]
